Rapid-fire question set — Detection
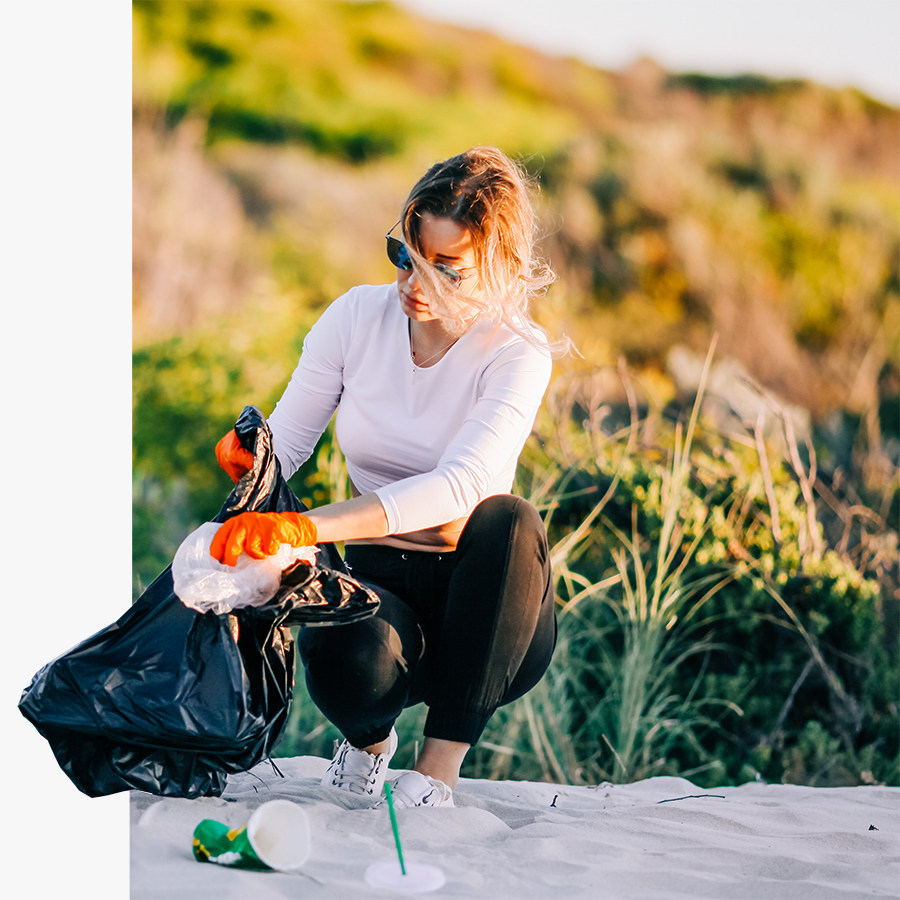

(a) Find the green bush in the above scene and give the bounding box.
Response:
[473,366,898,787]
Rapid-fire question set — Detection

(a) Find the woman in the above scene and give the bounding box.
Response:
[211,146,561,809]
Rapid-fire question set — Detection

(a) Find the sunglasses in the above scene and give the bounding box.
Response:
[385,226,465,286]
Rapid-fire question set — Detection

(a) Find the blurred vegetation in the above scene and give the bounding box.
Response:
[131,1,898,786]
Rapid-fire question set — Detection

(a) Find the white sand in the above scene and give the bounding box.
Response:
[130,755,899,899]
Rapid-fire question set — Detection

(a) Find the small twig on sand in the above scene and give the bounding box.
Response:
[657,794,725,804]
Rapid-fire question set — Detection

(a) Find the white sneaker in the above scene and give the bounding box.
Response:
[378,770,455,809]
[321,728,398,798]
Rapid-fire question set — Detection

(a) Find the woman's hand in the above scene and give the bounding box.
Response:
[210,512,318,567]
[216,429,255,483]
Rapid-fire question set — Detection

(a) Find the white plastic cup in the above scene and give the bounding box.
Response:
[246,800,311,872]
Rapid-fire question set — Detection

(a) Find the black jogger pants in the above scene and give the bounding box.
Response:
[297,494,556,747]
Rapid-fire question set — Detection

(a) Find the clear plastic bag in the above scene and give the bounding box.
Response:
[172,522,318,615]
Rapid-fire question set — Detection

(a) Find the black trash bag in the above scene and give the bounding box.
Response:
[18,406,380,798]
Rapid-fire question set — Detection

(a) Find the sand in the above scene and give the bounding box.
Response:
[130,755,899,899]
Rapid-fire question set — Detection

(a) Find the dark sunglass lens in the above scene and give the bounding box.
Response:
[386,236,462,284]
[386,236,412,270]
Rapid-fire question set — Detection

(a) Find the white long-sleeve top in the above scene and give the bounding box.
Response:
[268,282,552,535]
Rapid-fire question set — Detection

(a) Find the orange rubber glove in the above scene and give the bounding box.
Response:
[210,512,318,567]
[216,429,255,483]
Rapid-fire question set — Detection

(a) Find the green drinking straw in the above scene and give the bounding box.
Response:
[383,782,407,876]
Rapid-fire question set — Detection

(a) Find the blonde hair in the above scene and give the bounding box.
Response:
[401,147,565,352]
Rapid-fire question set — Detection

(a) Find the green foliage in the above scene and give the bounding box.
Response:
[132,336,256,596]
[132,339,249,505]
[132,0,599,163]
[472,368,897,787]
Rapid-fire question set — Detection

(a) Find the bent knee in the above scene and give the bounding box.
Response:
[300,618,402,681]
[467,495,547,549]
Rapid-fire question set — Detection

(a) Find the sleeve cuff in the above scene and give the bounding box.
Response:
[372,487,400,535]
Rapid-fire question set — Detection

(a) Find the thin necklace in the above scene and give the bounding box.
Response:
[409,325,460,371]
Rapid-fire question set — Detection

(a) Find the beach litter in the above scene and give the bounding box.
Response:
[364,782,446,894]
[193,799,311,872]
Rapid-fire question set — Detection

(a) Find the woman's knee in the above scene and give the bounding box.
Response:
[299,619,416,740]
[465,495,547,551]
[451,494,552,629]
[299,618,407,696]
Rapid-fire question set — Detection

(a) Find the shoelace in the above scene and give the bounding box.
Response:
[328,742,384,795]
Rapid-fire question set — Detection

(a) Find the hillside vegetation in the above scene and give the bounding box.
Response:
[132,0,898,788]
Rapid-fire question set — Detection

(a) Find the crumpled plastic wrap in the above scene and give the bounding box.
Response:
[18,405,381,798]
[172,522,318,615]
